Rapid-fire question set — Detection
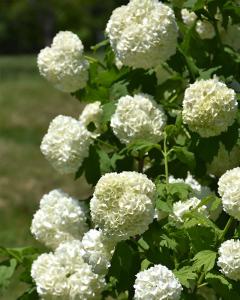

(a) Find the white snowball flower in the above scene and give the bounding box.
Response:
[134,264,182,300]
[80,229,116,275]
[106,0,178,69]
[207,143,240,177]
[90,171,156,241]
[31,189,88,249]
[68,268,105,300]
[41,115,93,174]
[217,239,240,281]
[38,31,89,93]
[79,101,103,137]
[181,9,215,39]
[111,93,167,144]
[170,197,208,224]
[31,253,69,299]
[32,240,106,300]
[182,77,237,137]
[218,167,240,220]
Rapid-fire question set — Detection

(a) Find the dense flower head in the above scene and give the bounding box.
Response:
[181,9,215,39]
[79,101,103,137]
[217,239,240,281]
[106,0,178,69]
[170,197,208,224]
[134,264,182,300]
[207,143,240,177]
[90,171,156,241]
[111,93,167,144]
[37,31,89,92]
[41,115,93,174]
[182,77,237,137]
[32,240,106,300]
[80,229,115,275]
[31,189,88,249]
[218,167,240,220]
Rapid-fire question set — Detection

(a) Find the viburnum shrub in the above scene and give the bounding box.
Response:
[1,0,240,299]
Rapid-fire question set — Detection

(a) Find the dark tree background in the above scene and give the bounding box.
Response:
[0,0,128,54]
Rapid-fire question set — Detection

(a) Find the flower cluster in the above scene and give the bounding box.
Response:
[218,167,240,220]
[79,101,103,137]
[37,31,89,92]
[41,115,93,174]
[31,189,88,249]
[80,229,115,275]
[111,94,167,144]
[90,171,156,241]
[217,239,240,281]
[134,264,182,300]
[31,240,106,300]
[106,0,178,69]
[182,77,237,137]
[207,143,240,177]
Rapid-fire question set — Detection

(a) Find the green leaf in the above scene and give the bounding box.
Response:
[96,148,112,174]
[140,259,152,271]
[206,273,240,299]
[110,80,129,100]
[173,146,196,171]
[159,234,178,251]
[156,199,172,213]
[108,241,140,295]
[0,258,17,291]
[185,225,218,253]
[174,266,197,288]
[168,183,192,201]
[192,250,217,273]
[101,102,116,124]
[198,66,222,79]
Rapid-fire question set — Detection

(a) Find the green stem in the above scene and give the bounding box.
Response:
[137,154,145,173]
[163,133,169,184]
[219,216,234,242]
[84,55,106,69]
[96,138,118,151]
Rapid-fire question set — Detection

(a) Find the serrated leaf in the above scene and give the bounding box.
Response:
[110,80,129,100]
[199,66,222,79]
[192,250,217,273]
[159,234,178,251]
[174,266,198,288]
[101,102,116,124]
[168,182,192,201]
[96,148,112,174]
[156,199,172,213]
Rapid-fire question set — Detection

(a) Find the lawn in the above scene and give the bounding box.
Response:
[0,56,94,300]
[0,55,92,298]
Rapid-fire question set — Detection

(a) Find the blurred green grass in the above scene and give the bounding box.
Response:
[0,55,92,249]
